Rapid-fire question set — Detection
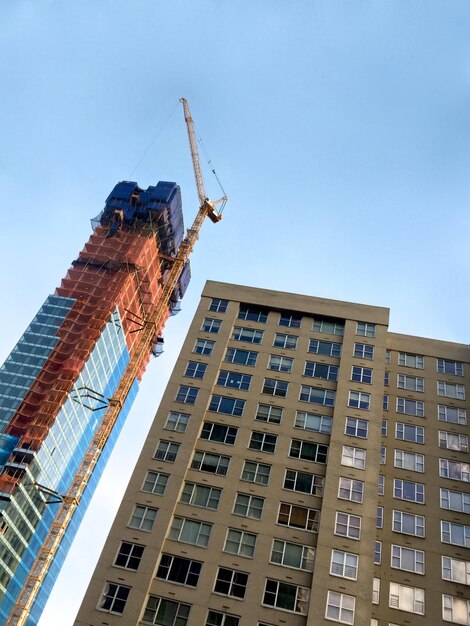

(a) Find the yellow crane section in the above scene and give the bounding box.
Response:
[6,98,227,626]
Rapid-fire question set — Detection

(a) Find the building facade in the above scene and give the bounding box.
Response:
[75,281,470,626]
[0,181,189,624]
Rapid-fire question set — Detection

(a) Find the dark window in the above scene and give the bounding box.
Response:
[114,542,144,571]
[156,554,202,587]
[238,304,268,323]
[201,422,238,445]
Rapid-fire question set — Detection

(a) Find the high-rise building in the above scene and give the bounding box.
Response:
[75,281,469,626]
[0,180,190,624]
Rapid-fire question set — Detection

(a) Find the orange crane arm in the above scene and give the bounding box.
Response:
[6,98,226,626]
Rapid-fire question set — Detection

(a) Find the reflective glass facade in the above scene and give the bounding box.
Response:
[0,304,138,625]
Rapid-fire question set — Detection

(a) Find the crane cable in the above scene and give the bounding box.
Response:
[194,124,228,213]
[128,101,180,178]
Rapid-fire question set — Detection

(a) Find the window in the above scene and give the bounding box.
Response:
[389,582,424,615]
[338,477,364,503]
[271,539,315,571]
[268,354,293,373]
[201,422,238,445]
[395,450,425,473]
[325,590,356,624]
[351,366,373,384]
[232,326,264,344]
[439,431,469,452]
[279,312,302,328]
[184,361,207,379]
[176,385,199,405]
[157,554,202,587]
[397,397,424,417]
[202,318,222,333]
[341,445,366,470]
[191,451,230,475]
[382,419,388,436]
[383,394,389,410]
[379,445,386,465]
[273,332,298,350]
[209,298,228,312]
[441,521,470,547]
[224,529,257,558]
[300,385,336,406]
[437,358,464,376]
[442,556,470,585]
[114,542,144,571]
[335,512,361,539]
[142,597,190,626]
[356,322,376,337]
[263,579,309,614]
[295,410,332,434]
[214,567,248,599]
[249,431,277,453]
[284,469,324,496]
[277,502,320,532]
[391,545,425,574]
[397,374,424,392]
[206,611,239,626]
[398,352,424,369]
[385,349,391,363]
[225,347,258,367]
[181,482,221,510]
[440,459,470,482]
[194,338,215,355]
[353,343,374,360]
[238,304,268,323]
[377,507,384,529]
[440,488,470,513]
[378,475,385,495]
[97,582,130,615]
[169,517,212,547]
[304,361,338,381]
[165,411,190,433]
[154,441,180,462]
[330,550,358,580]
[233,493,264,520]
[256,403,283,424]
[129,505,157,531]
[438,381,465,400]
[392,510,425,537]
[372,578,380,605]
[262,378,288,397]
[142,471,169,495]
[375,541,382,564]
[438,404,467,425]
[396,422,424,444]
[217,370,252,391]
[241,460,271,485]
[442,595,470,625]
[313,318,344,335]
[309,338,341,357]
[209,395,245,416]
[345,417,369,438]
[289,438,328,463]
[348,390,371,410]
[393,479,424,503]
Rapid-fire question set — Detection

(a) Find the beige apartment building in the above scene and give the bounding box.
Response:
[75,281,470,626]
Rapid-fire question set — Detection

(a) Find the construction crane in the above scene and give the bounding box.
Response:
[6,98,227,626]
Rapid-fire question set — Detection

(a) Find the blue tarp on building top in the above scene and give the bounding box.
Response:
[103,181,185,256]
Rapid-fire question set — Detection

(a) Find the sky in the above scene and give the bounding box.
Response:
[0,1,469,624]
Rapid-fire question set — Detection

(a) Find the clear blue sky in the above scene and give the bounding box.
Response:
[0,2,469,624]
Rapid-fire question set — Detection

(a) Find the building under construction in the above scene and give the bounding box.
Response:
[0,180,191,624]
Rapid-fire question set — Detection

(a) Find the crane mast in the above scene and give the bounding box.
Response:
[6,98,226,626]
